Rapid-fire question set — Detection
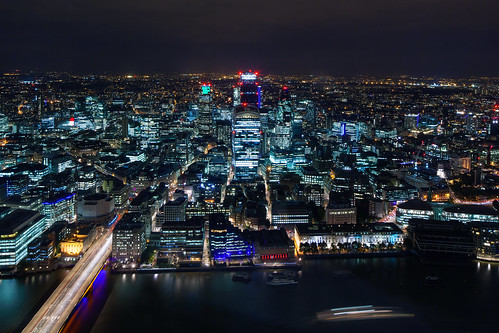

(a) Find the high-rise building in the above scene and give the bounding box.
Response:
[232,106,261,182]
[271,201,311,226]
[138,114,161,149]
[326,205,357,225]
[121,115,128,139]
[214,120,232,145]
[76,165,97,192]
[231,71,263,182]
[442,205,499,224]
[234,71,261,109]
[176,131,193,165]
[198,83,213,136]
[302,100,317,127]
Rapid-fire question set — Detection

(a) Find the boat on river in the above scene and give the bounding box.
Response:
[232,272,252,283]
[267,271,298,285]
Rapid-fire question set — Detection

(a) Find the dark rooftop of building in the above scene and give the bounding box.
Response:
[162,216,204,229]
[130,188,153,206]
[43,192,74,205]
[83,193,109,201]
[209,213,229,230]
[398,198,433,211]
[164,197,187,207]
[408,219,470,233]
[245,228,291,247]
[115,212,143,230]
[272,201,310,213]
[300,165,320,176]
[0,208,41,234]
[443,204,499,216]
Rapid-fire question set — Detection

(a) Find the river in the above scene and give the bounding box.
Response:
[3,256,498,333]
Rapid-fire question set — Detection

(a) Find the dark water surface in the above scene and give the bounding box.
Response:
[0,270,69,333]
[3,257,498,333]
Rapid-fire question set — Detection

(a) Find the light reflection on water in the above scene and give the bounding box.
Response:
[0,269,69,333]
[82,257,499,333]
[3,257,499,333]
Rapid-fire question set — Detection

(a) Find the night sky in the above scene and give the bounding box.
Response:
[1,0,498,76]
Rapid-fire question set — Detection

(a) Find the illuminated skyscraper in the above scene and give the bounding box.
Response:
[234,71,261,109]
[272,87,293,150]
[198,83,213,136]
[232,105,261,182]
[232,71,262,182]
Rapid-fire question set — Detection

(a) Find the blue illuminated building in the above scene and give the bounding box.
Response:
[209,214,252,264]
[27,237,54,268]
[42,192,77,228]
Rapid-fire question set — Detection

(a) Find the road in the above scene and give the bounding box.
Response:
[447,178,497,205]
[93,164,125,183]
[22,230,113,333]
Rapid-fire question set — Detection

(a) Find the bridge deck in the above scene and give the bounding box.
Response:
[23,231,112,333]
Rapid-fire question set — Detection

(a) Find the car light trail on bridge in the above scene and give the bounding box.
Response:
[23,232,113,333]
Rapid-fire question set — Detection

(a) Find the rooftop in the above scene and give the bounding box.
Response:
[443,204,499,216]
[295,223,403,236]
[0,209,41,235]
[272,201,310,213]
[83,193,109,201]
[398,198,433,211]
[164,197,187,207]
[245,228,291,247]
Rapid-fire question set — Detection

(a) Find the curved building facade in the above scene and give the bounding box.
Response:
[396,198,434,226]
[77,193,115,224]
[442,205,499,224]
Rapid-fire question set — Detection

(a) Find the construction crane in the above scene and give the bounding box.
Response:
[413,140,424,169]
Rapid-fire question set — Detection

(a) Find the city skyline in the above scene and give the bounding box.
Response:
[1,1,499,330]
[0,68,498,332]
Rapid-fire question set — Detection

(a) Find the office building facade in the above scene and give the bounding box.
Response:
[232,106,261,182]
[0,208,48,266]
